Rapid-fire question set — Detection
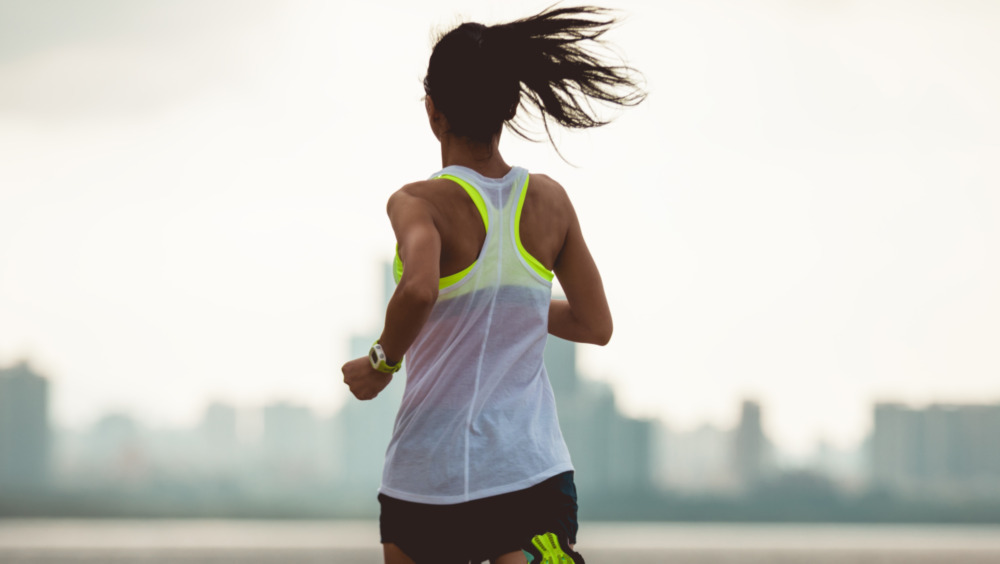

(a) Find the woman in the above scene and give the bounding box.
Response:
[342,6,644,563]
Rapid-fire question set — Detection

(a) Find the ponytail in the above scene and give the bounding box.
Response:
[424,5,645,147]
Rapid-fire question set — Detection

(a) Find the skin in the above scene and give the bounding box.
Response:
[342,96,608,564]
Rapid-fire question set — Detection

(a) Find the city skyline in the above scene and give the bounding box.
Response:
[6,355,998,473]
[6,355,1000,523]
[2,1,1000,455]
[0,320,664,519]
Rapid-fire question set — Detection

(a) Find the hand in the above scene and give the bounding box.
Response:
[342,356,393,401]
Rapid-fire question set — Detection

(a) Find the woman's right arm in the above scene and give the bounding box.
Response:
[548,195,613,346]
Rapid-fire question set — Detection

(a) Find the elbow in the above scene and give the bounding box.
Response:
[398,278,438,310]
[591,323,613,346]
[583,317,612,346]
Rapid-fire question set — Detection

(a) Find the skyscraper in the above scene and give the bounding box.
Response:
[655,422,737,493]
[0,361,51,491]
[199,401,238,451]
[544,336,655,498]
[259,401,325,488]
[733,399,767,489]
[196,401,241,477]
[871,402,1000,498]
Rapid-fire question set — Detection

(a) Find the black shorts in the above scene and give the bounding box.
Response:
[379,471,583,564]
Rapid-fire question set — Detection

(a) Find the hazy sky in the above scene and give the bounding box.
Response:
[1,0,998,455]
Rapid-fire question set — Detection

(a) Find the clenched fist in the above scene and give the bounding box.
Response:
[342,357,393,400]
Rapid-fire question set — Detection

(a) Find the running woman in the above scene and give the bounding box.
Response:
[341,6,644,563]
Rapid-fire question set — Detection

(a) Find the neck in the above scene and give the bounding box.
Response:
[439,133,511,178]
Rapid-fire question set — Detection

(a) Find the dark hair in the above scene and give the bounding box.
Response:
[424,5,645,147]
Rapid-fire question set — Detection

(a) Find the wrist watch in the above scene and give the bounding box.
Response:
[369,341,402,374]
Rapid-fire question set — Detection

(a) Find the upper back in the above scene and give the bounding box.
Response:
[401,167,572,281]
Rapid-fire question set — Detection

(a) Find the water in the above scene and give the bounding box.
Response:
[2,520,1000,563]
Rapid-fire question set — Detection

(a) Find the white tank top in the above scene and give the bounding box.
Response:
[379,165,574,505]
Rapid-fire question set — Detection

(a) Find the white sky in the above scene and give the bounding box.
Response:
[1,0,998,454]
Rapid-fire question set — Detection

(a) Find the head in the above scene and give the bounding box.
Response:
[422,5,646,151]
[424,22,519,144]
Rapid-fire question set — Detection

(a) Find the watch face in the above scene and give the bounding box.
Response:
[370,349,379,365]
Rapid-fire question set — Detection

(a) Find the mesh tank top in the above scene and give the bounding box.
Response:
[379,165,573,504]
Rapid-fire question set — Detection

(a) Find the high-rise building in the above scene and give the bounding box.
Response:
[655,422,738,493]
[544,336,655,498]
[733,399,768,489]
[196,401,240,476]
[871,402,1000,498]
[84,412,147,485]
[200,401,238,451]
[872,403,911,488]
[260,401,323,486]
[0,361,51,491]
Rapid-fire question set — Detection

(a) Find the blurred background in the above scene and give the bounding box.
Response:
[2,0,1000,561]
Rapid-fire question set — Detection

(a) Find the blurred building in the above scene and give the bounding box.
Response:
[83,412,148,486]
[803,438,866,492]
[0,360,51,491]
[655,422,737,493]
[654,400,777,495]
[195,401,242,477]
[260,401,325,487]
[733,399,773,490]
[871,402,1000,499]
[544,336,655,498]
[200,401,238,452]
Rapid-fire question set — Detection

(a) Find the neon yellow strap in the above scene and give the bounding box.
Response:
[369,341,402,374]
[514,175,555,281]
[393,174,487,289]
[395,245,477,290]
[393,245,404,284]
[437,174,488,231]
[438,261,476,288]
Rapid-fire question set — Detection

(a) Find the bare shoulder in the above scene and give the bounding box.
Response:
[388,178,465,212]
[399,178,456,196]
[389,180,439,202]
[387,180,449,213]
[386,183,440,230]
[526,173,575,223]
[527,173,570,202]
